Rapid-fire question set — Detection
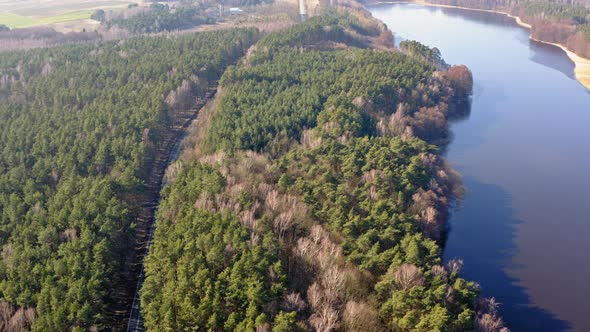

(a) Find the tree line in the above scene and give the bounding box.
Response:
[95,3,216,34]
[426,0,590,58]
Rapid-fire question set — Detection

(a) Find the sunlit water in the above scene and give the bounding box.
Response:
[369,4,590,331]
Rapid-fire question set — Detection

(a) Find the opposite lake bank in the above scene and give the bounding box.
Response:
[367,0,590,90]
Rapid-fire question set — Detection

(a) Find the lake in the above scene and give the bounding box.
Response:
[369,3,590,331]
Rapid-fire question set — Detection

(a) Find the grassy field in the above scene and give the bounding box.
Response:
[0,12,36,28]
[0,0,138,29]
[0,10,93,28]
[37,10,94,26]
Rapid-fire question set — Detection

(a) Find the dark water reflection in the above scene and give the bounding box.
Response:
[446,7,578,80]
[370,3,590,331]
[438,5,516,25]
[447,177,570,331]
[529,40,576,80]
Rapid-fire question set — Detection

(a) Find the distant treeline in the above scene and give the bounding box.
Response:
[141,10,507,331]
[0,28,257,330]
[95,3,216,34]
[0,27,101,52]
[426,0,590,57]
[94,0,270,35]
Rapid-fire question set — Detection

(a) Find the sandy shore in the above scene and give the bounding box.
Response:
[371,1,590,90]
[530,38,590,89]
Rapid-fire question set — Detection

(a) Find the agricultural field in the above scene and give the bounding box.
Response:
[0,0,139,28]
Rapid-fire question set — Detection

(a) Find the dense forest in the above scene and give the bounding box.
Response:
[141,10,506,331]
[423,0,590,57]
[0,28,257,330]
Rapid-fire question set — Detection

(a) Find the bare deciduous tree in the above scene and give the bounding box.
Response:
[301,129,322,149]
[343,301,382,332]
[60,228,78,242]
[199,151,226,167]
[411,188,447,239]
[273,211,295,240]
[239,208,257,230]
[0,305,36,332]
[166,79,194,112]
[431,265,448,282]
[307,282,324,310]
[446,259,464,275]
[475,313,509,332]
[0,301,14,331]
[321,266,345,306]
[265,190,280,213]
[309,306,339,332]
[367,185,378,201]
[2,244,13,260]
[392,263,424,290]
[447,65,473,97]
[283,292,307,313]
[41,62,53,76]
[249,232,260,246]
[362,169,381,183]
[256,322,271,332]
[194,193,215,212]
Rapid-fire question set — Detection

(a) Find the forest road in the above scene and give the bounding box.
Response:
[124,90,215,332]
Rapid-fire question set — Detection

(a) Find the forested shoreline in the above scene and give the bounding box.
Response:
[415,0,590,58]
[141,8,508,331]
[0,29,257,330]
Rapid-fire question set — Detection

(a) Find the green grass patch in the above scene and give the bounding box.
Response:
[0,10,92,28]
[0,12,36,28]
[36,10,93,25]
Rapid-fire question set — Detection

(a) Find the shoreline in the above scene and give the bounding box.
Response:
[368,1,590,90]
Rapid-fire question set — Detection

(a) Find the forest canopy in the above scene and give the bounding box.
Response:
[141,11,501,332]
[0,28,257,330]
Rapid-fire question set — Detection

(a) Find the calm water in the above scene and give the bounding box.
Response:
[370,4,590,331]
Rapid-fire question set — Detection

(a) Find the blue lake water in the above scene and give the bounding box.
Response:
[369,4,590,331]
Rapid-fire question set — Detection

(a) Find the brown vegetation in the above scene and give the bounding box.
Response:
[0,27,101,52]
[376,65,473,145]
[447,65,474,97]
[0,301,36,332]
[425,0,590,58]
[475,298,510,332]
[342,301,382,332]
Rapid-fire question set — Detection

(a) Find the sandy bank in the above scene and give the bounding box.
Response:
[370,1,590,90]
[531,37,590,89]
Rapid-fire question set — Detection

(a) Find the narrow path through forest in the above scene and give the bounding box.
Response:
[113,90,215,332]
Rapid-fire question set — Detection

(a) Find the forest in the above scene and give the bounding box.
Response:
[98,3,216,34]
[424,0,590,57]
[95,0,273,35]
[141,10,506,331]
[0,28,257,330]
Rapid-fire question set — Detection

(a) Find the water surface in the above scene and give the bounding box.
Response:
[369,4,590,331]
